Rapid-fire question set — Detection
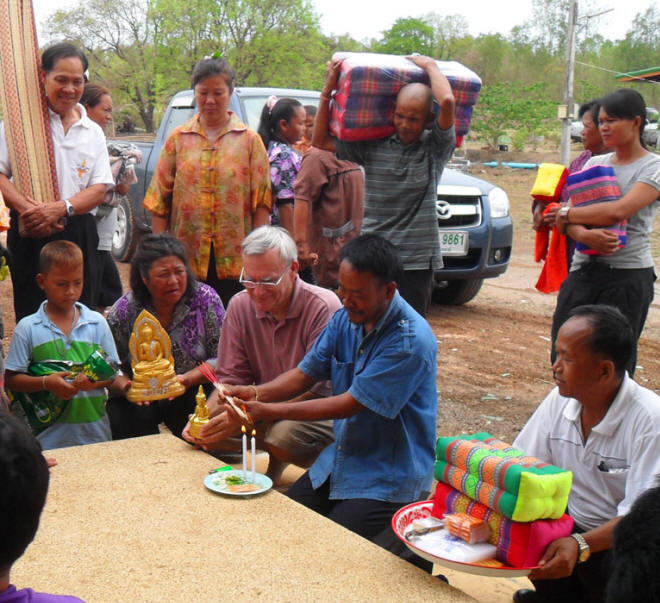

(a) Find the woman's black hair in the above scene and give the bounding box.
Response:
[578,99,601,125]
[191,57,235,92]
[599,88,647,148]
[80,82,110,109]
[257,97,302,147]
[339,233,403,286]
[0,411,49,572]
[41,42,88,74]
[129,233,196,307]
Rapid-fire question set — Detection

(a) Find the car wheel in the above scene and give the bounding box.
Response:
[432,278,484,305]
[112,195,138,262]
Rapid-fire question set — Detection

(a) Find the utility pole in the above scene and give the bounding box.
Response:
[560,0,578,167]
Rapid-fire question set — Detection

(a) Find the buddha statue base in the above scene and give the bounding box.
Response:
[126,309,186,403]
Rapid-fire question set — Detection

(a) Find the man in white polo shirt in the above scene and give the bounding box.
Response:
[512,304,660,603]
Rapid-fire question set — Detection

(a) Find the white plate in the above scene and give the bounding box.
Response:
[392,501,534,577]
[203,470,273,497]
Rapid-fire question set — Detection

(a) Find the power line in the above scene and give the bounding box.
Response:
[575,60,660,86]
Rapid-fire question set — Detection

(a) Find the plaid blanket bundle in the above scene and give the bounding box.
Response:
[565,164,626,255]
[329,52,481,146]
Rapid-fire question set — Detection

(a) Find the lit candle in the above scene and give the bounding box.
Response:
[241,424,247,480]
[251,429,256,483]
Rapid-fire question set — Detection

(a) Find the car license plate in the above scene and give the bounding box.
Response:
[440,231,469,256]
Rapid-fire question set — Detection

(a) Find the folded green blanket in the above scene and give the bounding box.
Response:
[435,433,572,521]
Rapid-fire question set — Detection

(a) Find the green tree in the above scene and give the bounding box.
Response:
[44,0,330,132]
[375,17,435,56]
[471,81,557,149]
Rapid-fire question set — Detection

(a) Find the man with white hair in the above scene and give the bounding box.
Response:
[183,226,340,484]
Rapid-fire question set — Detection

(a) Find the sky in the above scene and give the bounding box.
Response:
[32,0,654,42]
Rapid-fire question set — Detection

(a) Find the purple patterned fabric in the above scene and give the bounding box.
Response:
[268,141,301,198]
[107,281,224,376]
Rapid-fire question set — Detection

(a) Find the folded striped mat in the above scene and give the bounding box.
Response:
[435,433,572,522]
[432,482,574,567]
[329,52,481,146]
[0,0,59,204]
[565,164,626,255]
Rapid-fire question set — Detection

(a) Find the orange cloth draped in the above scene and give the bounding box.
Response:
[535,202,568,294]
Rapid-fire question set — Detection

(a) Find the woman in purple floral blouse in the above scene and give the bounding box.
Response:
[257,97,306,233]
[106,234,225,440]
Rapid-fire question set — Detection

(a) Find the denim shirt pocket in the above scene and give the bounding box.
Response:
[331,356,354,395]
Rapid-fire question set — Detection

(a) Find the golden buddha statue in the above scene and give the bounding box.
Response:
[188,385,210,439]
[126,310,185,402]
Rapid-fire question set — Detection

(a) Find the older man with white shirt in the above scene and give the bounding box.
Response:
[512,304,660,603]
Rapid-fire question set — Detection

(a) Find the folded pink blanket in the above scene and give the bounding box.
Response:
[432,482,574,567]
[329,52,481,146]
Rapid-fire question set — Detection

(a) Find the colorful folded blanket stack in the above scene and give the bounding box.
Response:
[432,482,574,567]
[329,52,482,147]
[431,433,574,566]
[565,164,626,255]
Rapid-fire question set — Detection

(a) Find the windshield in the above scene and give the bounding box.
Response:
[239,94,319,131]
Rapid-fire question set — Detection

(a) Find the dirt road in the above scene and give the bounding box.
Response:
[431,157,660,444]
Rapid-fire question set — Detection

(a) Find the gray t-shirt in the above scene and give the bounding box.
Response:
[571,151,660,270]
[336,122,455,271]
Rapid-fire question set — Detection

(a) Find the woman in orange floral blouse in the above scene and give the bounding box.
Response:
[143,57,271,307]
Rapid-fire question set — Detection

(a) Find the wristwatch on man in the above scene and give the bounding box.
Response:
[571,533,591,564]
[558,205,571,223]
[63,199,75,218]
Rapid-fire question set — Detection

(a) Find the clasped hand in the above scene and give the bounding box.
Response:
[528,536,579,580]
[181,384,262,447]
[20,199,65,237]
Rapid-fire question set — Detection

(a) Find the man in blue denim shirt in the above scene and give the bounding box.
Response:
[223,234,437,550]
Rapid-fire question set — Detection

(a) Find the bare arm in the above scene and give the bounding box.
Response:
[566,224,620,255]
[0,174,36,213]
[252,205,270,228]
[151,214,169,234]
[559,181,659,227]
[235,390,363,425]
[311,60,342,152]
[529,517,620,581]
[407,55,455,129]
[20,183,107,235]
[293,198,316,268]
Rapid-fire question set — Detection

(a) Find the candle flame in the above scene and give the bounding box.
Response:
[241,424,246,434]
[251,429,256,436]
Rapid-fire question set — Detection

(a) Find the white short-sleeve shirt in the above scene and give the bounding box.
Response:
[0,104,113,201]
[513,373,660,531]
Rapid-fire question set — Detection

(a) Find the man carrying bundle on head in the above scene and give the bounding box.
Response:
[312,54,455,317]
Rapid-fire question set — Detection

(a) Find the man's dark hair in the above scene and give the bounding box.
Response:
[41,42,88,74]
[567,305,634,376]
[606,485,660,602]
[339,234,403,285]
[129,233,196,306]
[0,411,49,572]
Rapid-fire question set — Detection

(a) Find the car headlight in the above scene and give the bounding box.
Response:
[489,187,510,218]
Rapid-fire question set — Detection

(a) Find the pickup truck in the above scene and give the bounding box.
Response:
[113,87,513,305]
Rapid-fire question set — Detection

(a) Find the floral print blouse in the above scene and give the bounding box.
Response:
[143,112,272,281]
[268,140,301,225]
[107,282,225,377]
